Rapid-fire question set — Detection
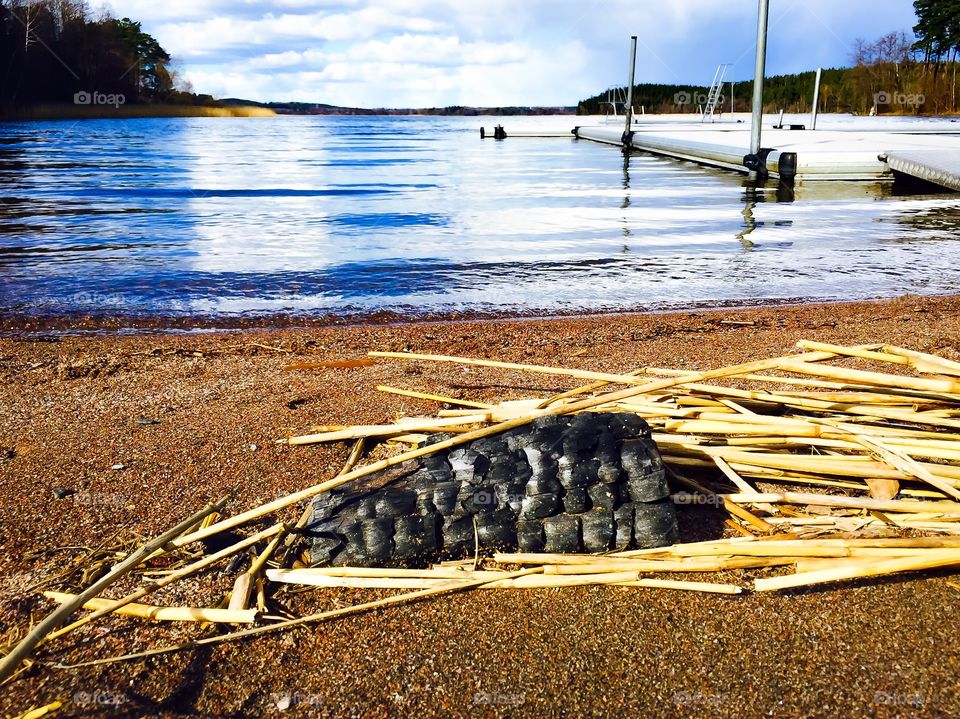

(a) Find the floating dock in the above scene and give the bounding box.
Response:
[480,125,572,139]
[573,123,960,186]
[480,115,960,189]
[882,150,960,192]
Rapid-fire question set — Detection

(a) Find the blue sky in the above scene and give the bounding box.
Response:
[107,0,919,107]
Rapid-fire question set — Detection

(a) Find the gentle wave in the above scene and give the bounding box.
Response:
[1,114,960,320]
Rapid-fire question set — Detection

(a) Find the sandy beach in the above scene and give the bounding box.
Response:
[3,295,960,718]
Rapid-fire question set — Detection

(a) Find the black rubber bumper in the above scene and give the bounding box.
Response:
[308,412,677,567]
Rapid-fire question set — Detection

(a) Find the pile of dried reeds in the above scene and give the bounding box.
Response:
[5,340,960,688]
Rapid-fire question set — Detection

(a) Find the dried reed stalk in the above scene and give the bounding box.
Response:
[43,592,257,624]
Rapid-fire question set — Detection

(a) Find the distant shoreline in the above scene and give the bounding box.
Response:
[217,99,578,116]
[0,104,276,121]
[4,104,956,121]
[0,102,580,120]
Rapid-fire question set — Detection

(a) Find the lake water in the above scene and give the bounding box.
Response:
[3,114,960,325]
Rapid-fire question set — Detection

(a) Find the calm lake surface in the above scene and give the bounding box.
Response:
[3,114,960,323]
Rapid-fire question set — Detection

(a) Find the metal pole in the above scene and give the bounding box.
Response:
[810,67,822,130]
[750,0,770,156]
[625,35,637,135]
[730,82,734,114]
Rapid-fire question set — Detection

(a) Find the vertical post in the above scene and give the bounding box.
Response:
[730,82,734,114]
[624,35,638,137]
[750,0,770,157]
[953,49,957,111]
[811,67,822,130]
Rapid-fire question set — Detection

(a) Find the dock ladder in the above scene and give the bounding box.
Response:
[702,63,731,122]
[601,87,626,124]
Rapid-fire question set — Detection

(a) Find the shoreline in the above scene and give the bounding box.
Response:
[3,293,960,717]
[2,292,956,337]
[0,104,275,121]
[3,107,959,121]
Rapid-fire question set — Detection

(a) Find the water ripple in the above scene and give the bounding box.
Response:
[1,114,960,320]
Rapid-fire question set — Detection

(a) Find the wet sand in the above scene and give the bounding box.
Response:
[2,295,960,718]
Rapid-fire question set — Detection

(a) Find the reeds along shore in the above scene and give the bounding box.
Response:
[5,339,960,686]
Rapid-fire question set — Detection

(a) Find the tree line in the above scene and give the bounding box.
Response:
[0,0,216,108]
[577,71,851,116]
[579,2,960,116]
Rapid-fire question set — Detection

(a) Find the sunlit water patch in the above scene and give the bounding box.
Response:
[2,114,960,323]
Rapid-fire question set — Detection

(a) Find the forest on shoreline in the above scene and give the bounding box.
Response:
[0,0,249,116]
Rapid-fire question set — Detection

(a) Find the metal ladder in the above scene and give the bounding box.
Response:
[701,63,731,122]
[601,87,627,124]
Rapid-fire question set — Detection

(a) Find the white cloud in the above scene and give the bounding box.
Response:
[105,0,919,106]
